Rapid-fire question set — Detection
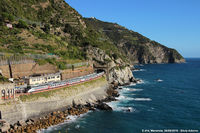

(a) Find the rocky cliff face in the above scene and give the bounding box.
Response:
[85,18,185,64]
[87,46,134,85]
[108,66,134,85]
[121,42,185,64]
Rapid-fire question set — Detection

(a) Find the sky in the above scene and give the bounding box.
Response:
[66,0,200,58]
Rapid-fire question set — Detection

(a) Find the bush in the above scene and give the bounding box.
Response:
[0,75,9,82]
[8,44,24,54]
[43,24,50,33]
[63,23,73,33]
[17,20,28,28]
[56,62,67,70]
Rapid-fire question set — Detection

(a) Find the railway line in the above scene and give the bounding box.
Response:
[16,72,105,97]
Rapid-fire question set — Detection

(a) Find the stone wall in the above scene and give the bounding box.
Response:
[0,63,58,79]
[61,66,94,80]
[0,77,108,124]
[0,65,10,78]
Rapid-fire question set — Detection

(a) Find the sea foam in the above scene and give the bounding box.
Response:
[132,98,152,101]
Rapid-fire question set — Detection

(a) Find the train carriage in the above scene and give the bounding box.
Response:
[26,72,104,93]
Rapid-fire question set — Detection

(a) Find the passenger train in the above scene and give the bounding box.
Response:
[26,72,104,93]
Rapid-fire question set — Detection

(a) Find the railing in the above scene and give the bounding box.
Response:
[66,62,89,69]
[0,54,58,66]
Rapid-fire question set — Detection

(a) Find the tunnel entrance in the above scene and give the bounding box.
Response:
[95,69,106,73]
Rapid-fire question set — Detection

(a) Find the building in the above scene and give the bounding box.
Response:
[25,72,61,86]
[0,83,15,102]
[6,23,13,29]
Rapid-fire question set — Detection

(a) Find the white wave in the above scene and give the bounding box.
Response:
[126,83,136,86]
[116,95,135,101]
[107,102,135,112]
[121,87,143,92]
[132,98,152,101]
[133,69,146,72]
[122,87,131,91]
[147,107,155,111]
[156,79,163,82]
[130,89,143,92]
[137,80,145,84]
[38,111,91,133]
[66,115,79,123]
[75,124,80,129]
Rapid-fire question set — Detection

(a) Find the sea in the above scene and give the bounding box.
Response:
[41,58,200,133]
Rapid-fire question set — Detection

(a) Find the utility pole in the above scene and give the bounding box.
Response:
[8,59,13,78]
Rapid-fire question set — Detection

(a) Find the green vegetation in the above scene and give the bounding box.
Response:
[17,20,28,28]
[84,18,184,63]
[0,75,9,82]
[0,0,184,67]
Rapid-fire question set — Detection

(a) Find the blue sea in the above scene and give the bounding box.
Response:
[42,58,200,133]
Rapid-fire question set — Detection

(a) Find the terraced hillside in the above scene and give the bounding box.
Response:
[0,0,184,70]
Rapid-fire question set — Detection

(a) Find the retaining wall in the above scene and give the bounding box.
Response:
[0,77,108,124]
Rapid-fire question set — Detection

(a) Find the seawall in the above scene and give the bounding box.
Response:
[0,76,108,124]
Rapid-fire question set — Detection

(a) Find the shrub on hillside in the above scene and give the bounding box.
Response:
[17,20,28,28]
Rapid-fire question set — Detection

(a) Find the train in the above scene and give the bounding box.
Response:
[26,72,104,93]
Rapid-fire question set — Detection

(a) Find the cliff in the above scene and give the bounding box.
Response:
[87,46,134,85]
[85,18,185,64]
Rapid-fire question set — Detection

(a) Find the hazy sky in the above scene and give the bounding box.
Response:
[66,0,200,57]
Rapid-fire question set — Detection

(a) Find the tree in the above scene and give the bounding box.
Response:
[8,14,14,22]
[43,24,50,33]
[17,20,28,28]
[63,23,73,33]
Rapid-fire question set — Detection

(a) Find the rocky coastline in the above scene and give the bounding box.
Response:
[1,76,141,133]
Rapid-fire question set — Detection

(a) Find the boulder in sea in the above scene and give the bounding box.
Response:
[112,90,120,97]
[96,102,112,111]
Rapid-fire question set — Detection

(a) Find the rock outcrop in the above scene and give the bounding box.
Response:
[87,46,134,85]
[85,18,185,64]
[108,66,134,85]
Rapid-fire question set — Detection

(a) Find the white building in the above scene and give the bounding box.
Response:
[26,72,61,85]
[6,24,13,29]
